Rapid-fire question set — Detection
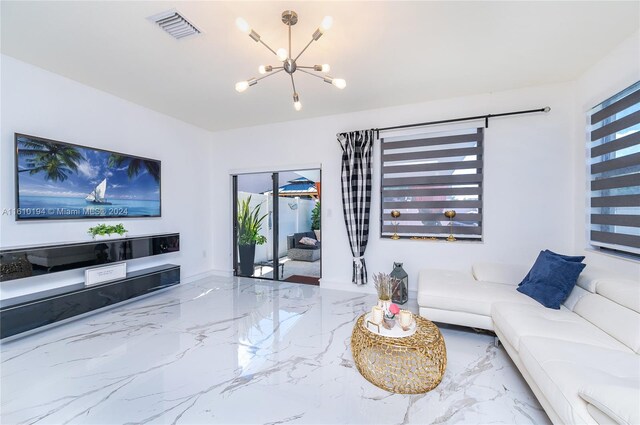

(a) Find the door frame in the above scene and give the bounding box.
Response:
[231,166,322,282]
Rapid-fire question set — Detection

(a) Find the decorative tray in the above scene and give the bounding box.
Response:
[362,312,417,338]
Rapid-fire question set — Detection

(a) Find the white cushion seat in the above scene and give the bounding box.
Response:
[518,336,640,425]
[492,302,633,353]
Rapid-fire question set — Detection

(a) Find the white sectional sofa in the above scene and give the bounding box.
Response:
[418,263,640,425]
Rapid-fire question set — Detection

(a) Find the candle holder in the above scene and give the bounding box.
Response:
[390,210,401,240]
[444,210,456,242]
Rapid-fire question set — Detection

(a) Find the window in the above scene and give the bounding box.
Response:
[588,81,640,257]
[380,128,483,240]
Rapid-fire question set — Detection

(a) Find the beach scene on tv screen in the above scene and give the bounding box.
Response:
[16,135,160,219]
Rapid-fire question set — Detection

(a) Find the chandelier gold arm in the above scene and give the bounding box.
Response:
[259,68,284,80]
[251,68,285,83]
[294,38,315,62]
[247,28,279,58]
[258,39,279,57]
[297,68,324,80]
[288,22,292,60]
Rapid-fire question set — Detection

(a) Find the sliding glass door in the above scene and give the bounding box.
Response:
[232,169,321,284]
[233,172,278,279]
[277,170,321,284]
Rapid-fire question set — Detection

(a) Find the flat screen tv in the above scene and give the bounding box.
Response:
[15,133,161,220]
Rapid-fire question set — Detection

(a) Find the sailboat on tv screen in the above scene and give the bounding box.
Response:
[85,179,112,205]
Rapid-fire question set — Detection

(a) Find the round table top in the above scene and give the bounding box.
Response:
[354,313,443,348]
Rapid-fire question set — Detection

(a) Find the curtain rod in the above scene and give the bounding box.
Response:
[337,106,551,138]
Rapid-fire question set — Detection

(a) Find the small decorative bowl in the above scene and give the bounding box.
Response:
[383,316,396,329]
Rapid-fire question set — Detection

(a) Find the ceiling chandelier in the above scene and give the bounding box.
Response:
[234,10,346,111]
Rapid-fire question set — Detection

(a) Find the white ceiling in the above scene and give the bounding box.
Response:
[2,1,638,132]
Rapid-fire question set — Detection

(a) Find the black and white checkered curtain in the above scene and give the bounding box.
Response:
[338,130,374,285]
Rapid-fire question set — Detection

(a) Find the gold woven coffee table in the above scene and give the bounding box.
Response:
[351,313,447,394]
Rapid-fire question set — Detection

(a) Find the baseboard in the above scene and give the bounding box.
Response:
[319,279,375,293]
[182,269,233,284]
[210,268,234,278]
[320,279,418,301]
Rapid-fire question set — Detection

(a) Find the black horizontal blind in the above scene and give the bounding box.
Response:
[589,81,640,256]
[381,128,483,240]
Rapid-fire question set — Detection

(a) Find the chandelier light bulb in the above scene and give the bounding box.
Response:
[332,78,347,89]
[235,81,250,92]
[276,48,288,61]
[235,17,251,34]
[293,93,302,111]
[258,65,266,75]
[320,16,333,32]
[314,64,330,72]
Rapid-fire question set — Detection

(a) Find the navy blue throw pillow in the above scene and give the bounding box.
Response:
[545,250,585,263]
[517,251,586,309]
[518,250,585,287]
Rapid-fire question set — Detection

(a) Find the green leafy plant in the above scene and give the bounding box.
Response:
[17,136,85,182]
[311,201,320,230]
[87,223,128,237]
[108,154,160,183]
[237,196,267,246]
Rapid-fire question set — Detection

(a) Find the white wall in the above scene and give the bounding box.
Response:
[4,28,638,301]
[0,55,215,298]
[211,81,578,293]
[572,30,640,279]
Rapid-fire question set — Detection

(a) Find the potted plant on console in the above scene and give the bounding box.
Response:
[87,223,128,240]
[237,196,267,276]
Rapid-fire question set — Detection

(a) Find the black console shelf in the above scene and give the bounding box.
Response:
[0,233,179,282]
[1,264,181,339]
[0,233,181,339]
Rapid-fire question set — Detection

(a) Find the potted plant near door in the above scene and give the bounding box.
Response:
[237,196,268,276]
[311,200,320,241]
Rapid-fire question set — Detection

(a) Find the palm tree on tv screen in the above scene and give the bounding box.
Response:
[17,137,84,182]
[107,154,160,183]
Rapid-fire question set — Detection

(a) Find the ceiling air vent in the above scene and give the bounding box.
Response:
[149,9,201,40]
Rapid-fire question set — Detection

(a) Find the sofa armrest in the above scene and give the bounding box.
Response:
[579,384,640,425]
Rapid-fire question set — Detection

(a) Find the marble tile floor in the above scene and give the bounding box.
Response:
[0,275,551,425]
[255,258,321,280]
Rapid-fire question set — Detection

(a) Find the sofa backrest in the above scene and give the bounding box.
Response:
[292,232,317,248]
[472,262,530,285]
[571,270,640,354]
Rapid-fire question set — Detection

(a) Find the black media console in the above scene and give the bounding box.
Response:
[0,233,181,339]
